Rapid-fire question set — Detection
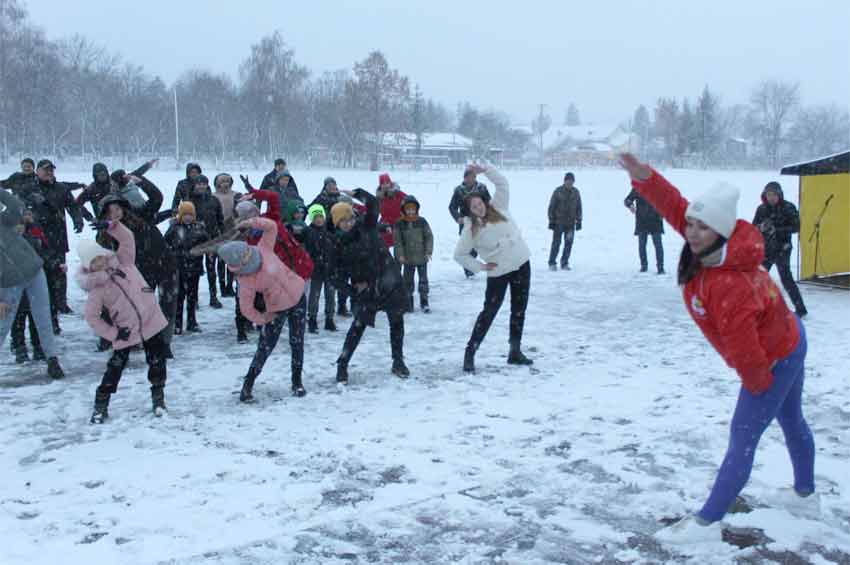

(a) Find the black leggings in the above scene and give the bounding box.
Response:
[469,261,531,348]
[97,331,168,396]
[176,272,201,328]
[249,295,306,384]
[205,255,218,298]
[338,308,405,365]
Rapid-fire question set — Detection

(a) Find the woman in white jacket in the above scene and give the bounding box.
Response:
[454,165,533,373]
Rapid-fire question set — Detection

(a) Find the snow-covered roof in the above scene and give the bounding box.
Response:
[516,123,626,152]
[377,132,474,151]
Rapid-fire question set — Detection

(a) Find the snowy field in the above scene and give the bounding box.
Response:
[1,165,849,565]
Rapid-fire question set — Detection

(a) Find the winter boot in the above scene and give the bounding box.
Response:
[640,264,648,273]
[307,317,319,334]
[89,390,110,424]
[421,301,431,314]
[657,266,665,275]
[463,343,477,374]
[291,369,307,397]
[47,357,65,379]
[237,326,248,343]
[549,263,557,272]
[163,344,174,360]
[151,385,166,417]
[59,304,73,315]
[336,361,349,385]
[795,305,808,318]
[32,346,46,361]
[222,282,236,298]
[14,347,29,364]
[240,369,258,403]
[560,262,571,271]
[186,311,202,333]
[507,342,533,366]
[392,358,410,379]
[324,318,337,332]
[337,303,350,318]
[210,295,223,309]
[406,295,415,314]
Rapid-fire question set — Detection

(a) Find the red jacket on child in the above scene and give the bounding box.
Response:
[631,169,800,394]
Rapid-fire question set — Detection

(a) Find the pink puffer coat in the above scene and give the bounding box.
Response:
[77,222,167,350]
[237,217,306,325]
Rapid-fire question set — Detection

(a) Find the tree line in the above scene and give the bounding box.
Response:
[1,0,846,169]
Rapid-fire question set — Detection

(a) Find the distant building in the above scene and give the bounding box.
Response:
[367,132,501,167]
[514,123,639,166]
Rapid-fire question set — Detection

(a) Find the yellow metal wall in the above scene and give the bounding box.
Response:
[799,173,850,279]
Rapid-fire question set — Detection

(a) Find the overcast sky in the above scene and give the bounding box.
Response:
[26,0,850,125]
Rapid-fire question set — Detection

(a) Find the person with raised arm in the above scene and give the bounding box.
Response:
[619,152,815,545]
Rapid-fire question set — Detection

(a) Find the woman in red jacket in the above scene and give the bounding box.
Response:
[619,153,815,544]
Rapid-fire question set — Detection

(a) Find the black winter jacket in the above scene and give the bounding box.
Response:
[548,185,582,228]
[330,189,406,322]
[752,186,800,260]
[260,170,298,192]
[448,182,491,222]
[624,188,663,234]
[188,191,225,239]
[14,178,84,254]
[164,222,209,274]
[304,224,334,279]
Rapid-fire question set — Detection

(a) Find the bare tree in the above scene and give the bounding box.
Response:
[788,105,850,161]
[749,79,800,167]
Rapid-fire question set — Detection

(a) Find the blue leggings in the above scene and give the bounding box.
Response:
[698,317,814,522]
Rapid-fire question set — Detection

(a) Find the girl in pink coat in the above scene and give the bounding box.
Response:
[76,220,169,423]
[217,216,306,403]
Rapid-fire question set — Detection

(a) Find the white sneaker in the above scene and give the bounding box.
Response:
[655,515,722,545]
[771,487,821,520]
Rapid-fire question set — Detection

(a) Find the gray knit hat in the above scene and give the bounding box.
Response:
[217,241,261,275]
[235,200,260,219]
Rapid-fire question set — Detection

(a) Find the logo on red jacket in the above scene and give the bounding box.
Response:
[690,295,707,317]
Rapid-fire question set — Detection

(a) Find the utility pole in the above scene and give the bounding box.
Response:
[173,86,180,168]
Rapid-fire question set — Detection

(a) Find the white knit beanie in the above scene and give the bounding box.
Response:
[686,182,740,239]
[77,239,113,269]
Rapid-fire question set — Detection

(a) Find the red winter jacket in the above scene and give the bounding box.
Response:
[248,190,314,280]
[632,169,800,394]
[377,187,407,248]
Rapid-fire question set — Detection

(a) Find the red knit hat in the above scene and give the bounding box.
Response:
[378,173,392,186]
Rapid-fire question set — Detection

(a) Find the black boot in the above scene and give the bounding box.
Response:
[291,369,307,397]
[97,337,112,352]
[47,357,65,379]
[640,265,648,273]
[392,358,410,379]
[240,369,257,403]
[406,295,415,314]
[237,327,248,344]
[463,343,477,374]
[308,317,319,334]
[336,361,349,385]
[186,311,202,333]
[421,300,431,314]
[657,266,665,275]
[324,318,337,332]
[151,385,166,417]
[14,347,29,364]
[210,295,223,309]
[507,342,533,366]
[337,304,350,318]
[33,347,46,361]
[90,389,110,424]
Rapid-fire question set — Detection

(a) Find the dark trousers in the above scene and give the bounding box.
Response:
[469,261,530,348]
[458,223,478,277]
[307,276,336,321]
[638,232,664,270]
[176,271,201,329]
[338,306,405,366]
[403,264,429,307]
[10,293,41,354]
[215,256,234,293]
[97,331,168,397]
[44,263,63,330]
[763,249,806,312]
[548,225,575,266]
[204,255,218,299]
[248,295,306,385]
[337,286,350,312]
[156,270,179,345]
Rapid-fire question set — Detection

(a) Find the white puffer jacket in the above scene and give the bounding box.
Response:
[453,168,531,278]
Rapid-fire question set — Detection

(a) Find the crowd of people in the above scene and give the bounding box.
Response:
[1,154,816,542]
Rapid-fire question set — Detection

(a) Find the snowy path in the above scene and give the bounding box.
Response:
[1,167,849,564]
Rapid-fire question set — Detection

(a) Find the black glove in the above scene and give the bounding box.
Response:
[575,221,582,231]
[73,223,84,234]
[115,326,131,341]
[548,222,555,230]
[239,175,251,190]
[89,220,111,232]
[81,208,94,222]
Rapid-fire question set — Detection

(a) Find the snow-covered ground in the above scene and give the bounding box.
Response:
[1,165,848,564]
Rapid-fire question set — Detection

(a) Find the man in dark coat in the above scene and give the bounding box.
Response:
[76,159,157,221]
[329,188,409,384]
[752,181,807,317]
[547,172,582,270]
[187,174,225,308]
[448,166,491,278]
[16,160,85,320]
[0,158,37,191]
[171,162,203,212]
[624,187,665,274]
[260,158,298,192]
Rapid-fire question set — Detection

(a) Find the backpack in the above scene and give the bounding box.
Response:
[276,226,314,280]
